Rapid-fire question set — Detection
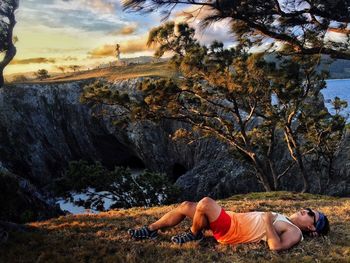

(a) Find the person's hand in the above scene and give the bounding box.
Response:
[308,231,319,238]
[262,212,277,224]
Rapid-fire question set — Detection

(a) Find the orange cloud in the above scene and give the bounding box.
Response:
[87,44,115,58]
[87,37,152,58]
[10,57,56,65]
[109,25,137,36]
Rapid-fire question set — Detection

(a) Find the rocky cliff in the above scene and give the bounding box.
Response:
[0,79,349,214]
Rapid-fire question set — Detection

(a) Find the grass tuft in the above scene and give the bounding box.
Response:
[0,192,349,262]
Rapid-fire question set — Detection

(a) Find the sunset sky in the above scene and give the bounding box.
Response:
[5,0,233,76]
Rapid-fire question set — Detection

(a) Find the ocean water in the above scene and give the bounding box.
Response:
[323,79,350,119]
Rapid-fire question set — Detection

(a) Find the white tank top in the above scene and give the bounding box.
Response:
[271,212,304,242]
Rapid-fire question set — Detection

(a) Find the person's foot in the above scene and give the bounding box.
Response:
[128,226,158,240]
[171,229,203,244]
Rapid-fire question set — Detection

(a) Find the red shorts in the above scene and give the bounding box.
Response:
[209,208,231,240]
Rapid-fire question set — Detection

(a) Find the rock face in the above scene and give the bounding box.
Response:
[0,79,349,211]
[0,81,141,186]
[326,130,350,196]
[0,169,62,223]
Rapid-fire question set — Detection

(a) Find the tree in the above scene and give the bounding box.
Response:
[35,69,50,80]
[11,74,28,83]
[332,96,348,115]
[56,66,66,74]
[82,22,346,192]
[69,65,80,72]
[55,161,180,210]
[122,0,350,59]
[0,0,19,87]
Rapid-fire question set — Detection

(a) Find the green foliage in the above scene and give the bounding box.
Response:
[82,22,346,193]
[35,69,50,80]
[332,96,348,115]
[55,160,180,211]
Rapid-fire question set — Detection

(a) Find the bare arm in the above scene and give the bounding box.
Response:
[263,212,301,251]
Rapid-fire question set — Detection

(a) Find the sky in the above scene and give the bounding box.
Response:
[4,0,233,76]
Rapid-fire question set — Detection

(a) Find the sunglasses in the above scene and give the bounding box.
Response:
[305,208,317,227]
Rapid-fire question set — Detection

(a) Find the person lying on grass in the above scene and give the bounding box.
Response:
[128,197,329,251]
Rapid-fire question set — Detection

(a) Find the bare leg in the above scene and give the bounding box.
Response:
[149,201,197,231]
[190,197,222,235]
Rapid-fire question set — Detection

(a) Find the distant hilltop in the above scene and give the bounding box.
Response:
[5,54,350,84]
[99,56,169,68]
[265,54,350,79]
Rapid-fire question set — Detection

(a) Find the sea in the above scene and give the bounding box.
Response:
[323,79,350,119]
[57,78,350,214]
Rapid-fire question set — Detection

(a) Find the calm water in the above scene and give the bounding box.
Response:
[323,79,350,119]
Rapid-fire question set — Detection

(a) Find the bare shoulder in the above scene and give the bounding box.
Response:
[274,221,302,242]
[269,221,302,251]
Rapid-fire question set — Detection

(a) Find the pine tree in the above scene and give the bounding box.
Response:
[82,22,346,192]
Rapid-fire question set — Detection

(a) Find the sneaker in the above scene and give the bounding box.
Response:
[171,229,203,244]
[128,226,158,240]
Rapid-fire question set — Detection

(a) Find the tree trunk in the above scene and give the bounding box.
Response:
[249,154,273,191]
[284,122,310,192]
[0,68,4,87]
[268,160,279,190]
[0,9,17,88]
[0,45,17,88]
[295,152,309,192]
[267,126,279,190]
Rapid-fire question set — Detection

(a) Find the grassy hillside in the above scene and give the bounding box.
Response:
[0,192,349,263]
[46,62,175,83]
[6,62,175,84]
[6,56,350,85]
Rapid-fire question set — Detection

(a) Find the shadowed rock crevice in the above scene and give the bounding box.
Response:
[171,163,187,183]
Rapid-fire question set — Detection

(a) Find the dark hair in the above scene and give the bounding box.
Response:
[302,213,330,237]
[318,215,330,236]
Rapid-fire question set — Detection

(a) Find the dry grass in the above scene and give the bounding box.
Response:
[25,62,175,84]
[0,191,349,263]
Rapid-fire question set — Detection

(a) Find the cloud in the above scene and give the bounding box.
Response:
[87,44,115,58]
[109,25,137,35]
[59,0,118,14]
[9,56,79,65]
[82,0,117,14]
[10,57,57,65]
[87,37,151,58]
[171,5,234,46]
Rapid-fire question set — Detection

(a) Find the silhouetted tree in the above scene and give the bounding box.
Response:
[56,66,65,74]
[122,0,350,59]
[35,69,50,80]
[69,65,80,72]
[12,74,28,83]
[0,0,19,87]
[332,96,348,115]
